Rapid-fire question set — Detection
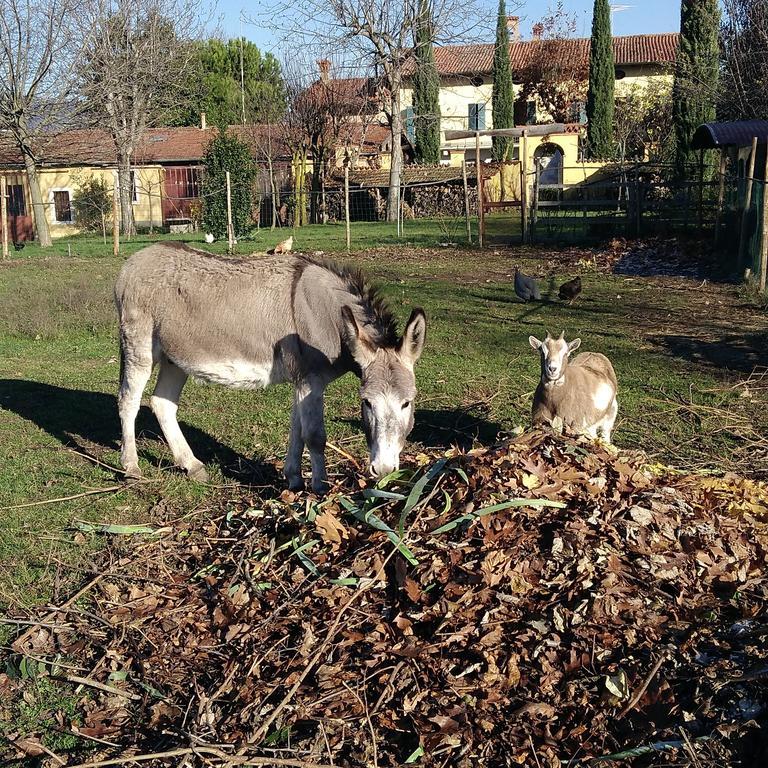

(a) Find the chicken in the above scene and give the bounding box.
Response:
[269,235,293,255]
[13,241,24,251]
[558,276,582,302]
[204,233,215,244]
[514,267,541,302]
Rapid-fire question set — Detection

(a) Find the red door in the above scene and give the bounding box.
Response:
[1,175,34,243]
[162,166,201,223]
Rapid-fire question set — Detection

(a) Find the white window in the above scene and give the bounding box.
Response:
[51,189,73,223]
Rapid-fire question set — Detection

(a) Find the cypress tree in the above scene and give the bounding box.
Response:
[412,1,441,164]
[586,0,615,159]
[491,0,515,161]
[673,0,720,177]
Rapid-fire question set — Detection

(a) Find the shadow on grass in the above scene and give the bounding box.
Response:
[652,331,768,374]
[339,407,503,451]
[0,380,279,484]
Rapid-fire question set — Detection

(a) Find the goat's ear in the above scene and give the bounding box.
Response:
[398,308,426,367]
[567,338,581,353]
[341,306,376,368]
[529,335,542,350]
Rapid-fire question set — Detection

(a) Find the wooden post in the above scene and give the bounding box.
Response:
[714,148,727,243]
[476,132,484,248]
[532,160,540,238]
[225,170,234,253]
[462,159,472,244]
[739,136,758,270]
[0,175,8,260]
[760,150,768,293]
[520,130,529,244]
[344,162,351,253]
[698,149,705,232]
[112,173,120,257]
[634,168,642,238]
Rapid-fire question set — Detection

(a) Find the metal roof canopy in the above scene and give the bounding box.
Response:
[691,120,768,149]
[444,124,567,140]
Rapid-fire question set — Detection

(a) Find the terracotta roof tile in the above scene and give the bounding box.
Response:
[0,125,295,169]
[412,33,679,77]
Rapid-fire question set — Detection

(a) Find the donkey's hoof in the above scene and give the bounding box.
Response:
[123,464,142,480]
[287,476,306,492]
[187,463,209,483]
[311,477,330,495]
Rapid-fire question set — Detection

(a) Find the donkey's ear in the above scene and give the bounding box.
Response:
[568,337,581,353]
[529,335,542,350]
[398,308,426,366]
[341,306,376,367]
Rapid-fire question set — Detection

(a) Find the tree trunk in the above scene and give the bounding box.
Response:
[268,155,277,230]
[117,147,136,236]
[22,153,52,247]
[387,84,404,223]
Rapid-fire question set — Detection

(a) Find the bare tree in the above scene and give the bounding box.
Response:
[515,4,588,124]
[720,0,768,121]
[0,0,82,246]
[613,81,674,166]
[78,0,206,235]
[255,0,489,222]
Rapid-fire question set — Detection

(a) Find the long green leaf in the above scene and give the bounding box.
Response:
[404,745,425,763]
[350,508,419,566]
[74,521,161,535]
[291,538,320,576]
[402,459,449,518]
[431,498,567,535]
[590,736,711,763]
[362,488,407,501]
[398,458,449,537]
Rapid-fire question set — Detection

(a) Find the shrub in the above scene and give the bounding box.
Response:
[201,130,256,239]
[72,177,112,235]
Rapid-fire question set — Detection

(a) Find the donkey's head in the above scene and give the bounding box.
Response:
[529,331,580,383]
[342,306,427,478]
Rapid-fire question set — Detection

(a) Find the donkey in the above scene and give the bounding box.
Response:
[529,332,618,443]
[114,243,427,492]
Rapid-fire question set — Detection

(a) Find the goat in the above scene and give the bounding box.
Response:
[529,332,618,443]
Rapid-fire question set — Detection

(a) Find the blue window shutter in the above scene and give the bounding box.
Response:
[526,101,536,125]
[405,106,415,142]
[468,103,477,131]
[478,104,486,130]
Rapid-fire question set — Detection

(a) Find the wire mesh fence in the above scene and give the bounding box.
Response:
[531,164,724,244]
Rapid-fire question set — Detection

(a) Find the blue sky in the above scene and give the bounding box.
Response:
[218,0,680,55]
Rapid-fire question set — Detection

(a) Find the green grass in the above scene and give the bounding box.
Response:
[1,234,766,612]
[6,213,524,261]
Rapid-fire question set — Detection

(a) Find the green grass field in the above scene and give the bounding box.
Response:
[1,233,766,613]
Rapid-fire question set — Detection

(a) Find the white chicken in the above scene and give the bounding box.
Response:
[204,233,215,244]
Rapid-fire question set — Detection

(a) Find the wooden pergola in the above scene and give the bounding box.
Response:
[443,125,568,245]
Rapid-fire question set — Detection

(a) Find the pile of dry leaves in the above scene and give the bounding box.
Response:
[4,430,768,767]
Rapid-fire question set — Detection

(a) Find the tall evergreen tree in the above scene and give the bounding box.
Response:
[491,0,515,161]
[673,0,720,176]
[586,0,615,159]
[412,1,441,164]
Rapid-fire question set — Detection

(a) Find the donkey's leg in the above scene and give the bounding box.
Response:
[296,379,329,494]
[284,389,306,492]
[150,357,208,482]
[118,333,154,478]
